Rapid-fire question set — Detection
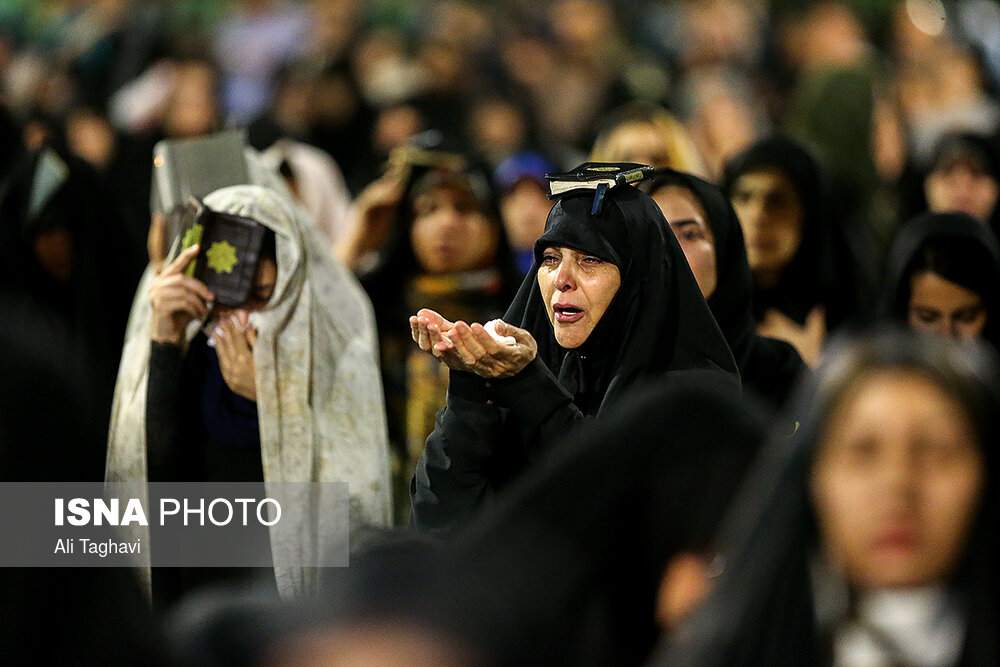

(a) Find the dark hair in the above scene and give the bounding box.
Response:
[898,237,998,322]
[260,229,277,264]
[910,235,994,286]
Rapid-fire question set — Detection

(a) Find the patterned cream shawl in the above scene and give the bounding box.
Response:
[106,184,392,598]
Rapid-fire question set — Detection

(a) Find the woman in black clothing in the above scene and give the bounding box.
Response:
[0,145,138,478]
[912,131,1000,232]
[657,331,1000,666]
[409,180,738,534]
[723,136,865,365]
[647,169,805,410]
[431,376,769,667]
[881,211,1000,350]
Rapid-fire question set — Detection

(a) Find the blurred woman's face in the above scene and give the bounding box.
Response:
[730,168,803,283]
[410,184,498,274]
[163,63,219,139]
[925,160,999,223]
[537,246,621,349]
[500,179,551,252]
[908,271,987,341]
[811,369,985,589]
[32,226,73,283]
[603,122,671,168]
[652,186,717,299]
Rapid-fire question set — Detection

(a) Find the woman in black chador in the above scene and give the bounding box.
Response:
[657,331,1000,666]
[723,136,868,365]
[431,377,769,667]
[647,169,805,410]
[0,145,138,478]
[880,211,1000,350]
[409,181,739,534]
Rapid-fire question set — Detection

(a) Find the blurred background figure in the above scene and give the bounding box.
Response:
[492,151,556,275]
[212,0,308,124]
[590,101,709,176]
[430,378,769,666]
[0,296,167,665]
[881,211,1000,350]
[339,136,520,521]
[723,135,869,366]
[900,131,1000,236]
[0,145,141,473]
[659,331,1000,666]
[646,169,805,410]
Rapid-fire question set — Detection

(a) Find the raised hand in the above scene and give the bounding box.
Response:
[758,305,826,368]
[149,244,214,344]
[213,311,258,401]
[334,165,408,267]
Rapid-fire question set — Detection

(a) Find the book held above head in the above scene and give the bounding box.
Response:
[545,162,654,214]
[150,130,254,266]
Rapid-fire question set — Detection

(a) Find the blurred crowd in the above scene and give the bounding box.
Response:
[3,0,1000,665]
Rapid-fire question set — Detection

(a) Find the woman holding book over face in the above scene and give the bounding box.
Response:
[107,184,392,609]
[409,165,739,535]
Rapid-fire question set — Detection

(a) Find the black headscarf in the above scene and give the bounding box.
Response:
[502,184,739,415]
[435,376,769,667]
[0,292,166,665]
[722,135,856,329]
[656,330,1000,666]
[647,169,805,409]
[881,211,1000,351]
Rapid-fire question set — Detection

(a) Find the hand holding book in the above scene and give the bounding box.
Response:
[149,244,214,345]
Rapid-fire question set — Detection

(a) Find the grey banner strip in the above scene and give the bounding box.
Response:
[0,482,349,567]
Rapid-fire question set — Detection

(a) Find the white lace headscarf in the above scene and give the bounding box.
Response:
[106,184,392,598]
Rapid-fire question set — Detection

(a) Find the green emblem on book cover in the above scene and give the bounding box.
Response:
[181,223,204,277]
[206,240,238,274]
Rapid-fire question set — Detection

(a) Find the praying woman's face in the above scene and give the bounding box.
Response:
[730,168,803,284]
[537,246,621,349]
[811,369,985,589]
[652,185,718,299]
[907,271,987,341]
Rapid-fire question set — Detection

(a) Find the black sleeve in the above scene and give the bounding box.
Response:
[145,341,185,480]
[410,358,587,535]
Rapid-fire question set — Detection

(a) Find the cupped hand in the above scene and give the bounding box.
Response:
[431,319,537,379]
[409,308,456,352]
